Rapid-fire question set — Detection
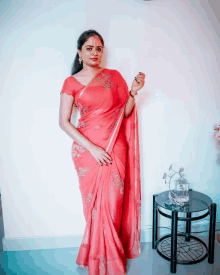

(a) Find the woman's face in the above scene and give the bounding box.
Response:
[78,35,103,68]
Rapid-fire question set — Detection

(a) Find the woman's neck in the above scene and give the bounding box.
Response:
[80,65,102,76]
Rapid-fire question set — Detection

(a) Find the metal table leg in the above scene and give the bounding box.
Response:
[185,212,191,242]
[152,194,158,249]
[171,210,178,273]
[185,189,193,242]
[208,203,217,264]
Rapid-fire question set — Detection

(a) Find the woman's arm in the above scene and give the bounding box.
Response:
[59,93,112,166]
[124,92,135,118]
[124,72,146,117]
[59,93,94,151]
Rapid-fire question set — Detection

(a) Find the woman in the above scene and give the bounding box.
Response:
[59,29,145,275]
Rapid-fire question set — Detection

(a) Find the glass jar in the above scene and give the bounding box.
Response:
[174,176,190,203]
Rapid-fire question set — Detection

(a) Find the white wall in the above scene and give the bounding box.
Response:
[1,0,220,250]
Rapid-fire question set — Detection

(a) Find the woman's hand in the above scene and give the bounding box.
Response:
[131,72,146,96]
[89,144,113,166]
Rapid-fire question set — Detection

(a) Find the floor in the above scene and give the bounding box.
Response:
[0,236,219,275]
[0,193,219,275]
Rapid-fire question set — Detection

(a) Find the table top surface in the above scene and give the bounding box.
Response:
[155,190,213,213]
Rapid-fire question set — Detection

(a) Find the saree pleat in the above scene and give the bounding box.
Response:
[60,68,141,274]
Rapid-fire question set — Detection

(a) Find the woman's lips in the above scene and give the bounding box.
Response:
[90,58,98,61]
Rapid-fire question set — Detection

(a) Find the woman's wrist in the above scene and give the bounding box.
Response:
[129,90,136,98]
[87,142,96,152]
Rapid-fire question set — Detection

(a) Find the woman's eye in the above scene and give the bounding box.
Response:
[87,48,101,51]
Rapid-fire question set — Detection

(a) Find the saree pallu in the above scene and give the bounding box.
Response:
[60,68,141,275]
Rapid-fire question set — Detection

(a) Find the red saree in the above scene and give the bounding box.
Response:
[60,68,141,275]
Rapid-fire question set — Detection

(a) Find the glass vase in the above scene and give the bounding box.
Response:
[174,177,190,203]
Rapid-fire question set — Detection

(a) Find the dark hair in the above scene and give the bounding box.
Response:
[71,29,104,75]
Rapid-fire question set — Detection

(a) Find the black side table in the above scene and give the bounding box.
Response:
[152,189,217,274]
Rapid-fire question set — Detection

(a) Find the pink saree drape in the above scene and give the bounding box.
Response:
[60,68,141,275]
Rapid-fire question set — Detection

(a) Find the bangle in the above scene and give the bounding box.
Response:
[129,91,135,98]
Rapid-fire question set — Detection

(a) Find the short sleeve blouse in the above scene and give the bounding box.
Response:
[60,76,78,96]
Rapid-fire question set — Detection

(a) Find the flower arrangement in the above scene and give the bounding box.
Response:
[163,164,190,207]
[213,123,220,163]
